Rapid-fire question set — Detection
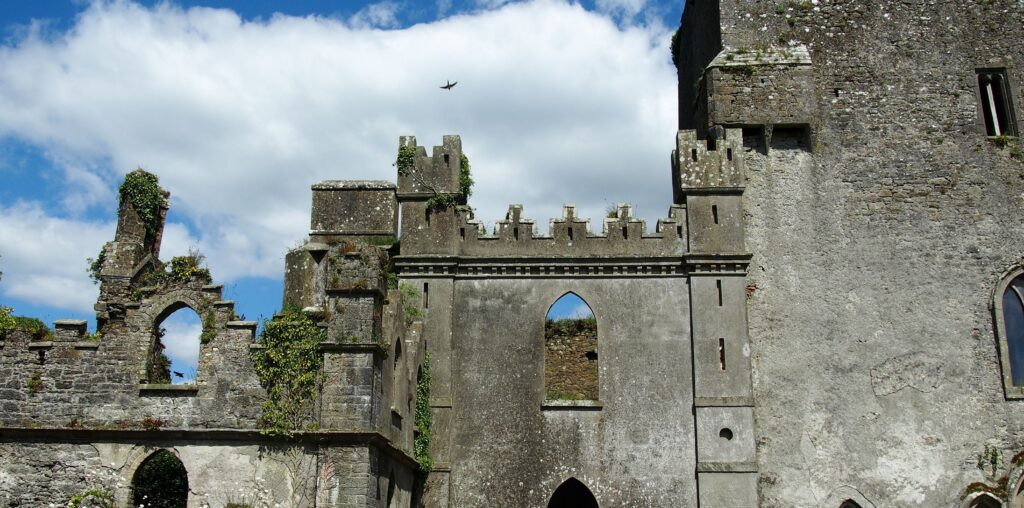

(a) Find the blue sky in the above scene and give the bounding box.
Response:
[0,0,682,377]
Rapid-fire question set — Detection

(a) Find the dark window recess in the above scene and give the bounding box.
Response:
[424,208,430,226]
[423,283,429,309]
[460,227,465,240]
[707,138,717,151]
[514,227,519,241]
[716,280,723,306]
[719,428,733,440]
[677,225,683,238]
[443,153,450,165]
[727,148,733,161]
[718,338,726,370]
[691,149,698,161]
[568,227,574,241]
[978,69,1019,136]
[622,226,628,240]
[712,205,719,224]
[1003,275,1024,385]
[37,350,45,365]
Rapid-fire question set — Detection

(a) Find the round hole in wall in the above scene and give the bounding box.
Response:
[719,428,734,441]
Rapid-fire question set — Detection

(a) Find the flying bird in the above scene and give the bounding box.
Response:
[173,371,184,378]
[440,81,457,90]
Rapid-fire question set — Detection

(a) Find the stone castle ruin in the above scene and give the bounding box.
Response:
[3,0,1024,506]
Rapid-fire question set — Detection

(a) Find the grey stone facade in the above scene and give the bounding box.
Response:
[3,0,1024,506]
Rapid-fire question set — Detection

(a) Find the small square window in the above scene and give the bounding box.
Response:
[977,68,1019,137]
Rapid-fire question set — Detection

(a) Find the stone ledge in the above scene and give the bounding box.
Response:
[696,461,758,473]
[541,400,603,411]
[227,321,258,329]
[139,384,199,394]
[28,342,53,350]
[213,300,235,307]
[54,320,87,331]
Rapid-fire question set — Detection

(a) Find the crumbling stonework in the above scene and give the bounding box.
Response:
[3,1,1024,506]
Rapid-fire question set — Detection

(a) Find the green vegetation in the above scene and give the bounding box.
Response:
[82,331,102,342]
[119,169,167,237]
[68,487,117,508]
[87,245,106,284]
[426,152,474,211]
[0,310,53,342]
[252,308,326,436]
[137,249,212,290]
[396,145,417,176]
[545,316,597,337]
[132,450,189,508]
[399,283,425,326]
[200,308,217,344]
[414,353,433,477]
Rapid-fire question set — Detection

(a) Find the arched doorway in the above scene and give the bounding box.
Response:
[547,477,598,508]
[131,449,188,508]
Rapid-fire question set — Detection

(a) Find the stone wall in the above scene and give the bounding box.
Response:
[687,0,1024,506]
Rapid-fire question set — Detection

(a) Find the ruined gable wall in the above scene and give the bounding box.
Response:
[699,0,1024,505]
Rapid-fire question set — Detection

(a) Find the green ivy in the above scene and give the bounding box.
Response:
[399,283,425,326]
[425,152,474,212]
[119,169,167,237]
[396,145,417,176]
[414,352,433,475]
[146,327,171,384]
[68,487,116,508]
[200,308,217,344]
[252,309,326,436]
[27,370,42,395]
[0,312,53,342]
[86,245,106,285]
[137,253,212,289]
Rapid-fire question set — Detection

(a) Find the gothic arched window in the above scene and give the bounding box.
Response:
[544,293,598,401]
[995,270,1024,398]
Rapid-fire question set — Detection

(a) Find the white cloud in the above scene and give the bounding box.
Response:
[0,0,677,313]
[595,0,648,18]
[0,202,112,312]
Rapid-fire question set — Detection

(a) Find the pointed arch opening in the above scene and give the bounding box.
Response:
[547,477,598,508]
[148,304,202,384]
[967,492,1003,508]
[994,269,1024,398]
[840,501,864,508]
[131,449,188,508]
[545,293,598,401]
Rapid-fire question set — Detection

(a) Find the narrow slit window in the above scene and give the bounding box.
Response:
[978,69,1018,137]
[677,225,683,238]
[691,149,698,161]
[718,338,726,370]
[568,227,574,241]
[727,148,733,161]
[622,226,628,240]
[513,227,519,241]
[712,205,719,224]
[460,227,465,240]
[716,280,723,306]
[423,283,429,309]
[443,153,450,166]
[424,208,430,226]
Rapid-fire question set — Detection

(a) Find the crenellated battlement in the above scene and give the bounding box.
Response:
[396,135,463,198]
[673,128,746,193]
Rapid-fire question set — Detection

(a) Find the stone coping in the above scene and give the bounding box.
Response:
[139,384,199,394]
[541,400,604,411]
[312,180,396,190]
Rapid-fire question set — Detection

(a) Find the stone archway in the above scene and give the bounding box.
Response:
[547,477,598,508]
[131,449,188,508]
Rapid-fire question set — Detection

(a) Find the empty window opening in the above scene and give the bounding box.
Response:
[460,227,465,240]
[719,428,734,440]
[677,225,683,238]
[424,207,430,226]
[716,280,723,306]
[443,153,450,166]
[149,305,202,385]
[707,138,717,151]
[622,226,628,240]
[719,338,726,370]
[567,227,574,241]
[712,205,719,224]
[547,478,598,508]
[545,293,598,401]
[727,148,733,161]
[839,501,863,508]
[37,350,45,365]
[833,88,842,97]
[691,148,698,161]
[978,69,1018,136]
[132,450,188,508]
[514,227,519,241]
[423,283,429,309]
